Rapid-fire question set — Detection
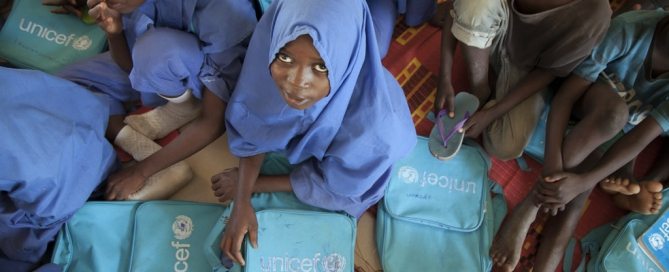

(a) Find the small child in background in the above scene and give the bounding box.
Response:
[538,10,669,217]
[58,0,257,200]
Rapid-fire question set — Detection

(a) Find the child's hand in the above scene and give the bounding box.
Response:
[463,109,494,138]
[434,81,455,119]
[535,172,589,208]
[220,201,258,266]
[211,167,239,203]
[105,165,146,200]
[42,0,86,18]
[87,0,122,35]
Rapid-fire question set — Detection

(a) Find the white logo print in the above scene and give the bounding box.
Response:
[72,35,93,50]
[650,233,665,250]
[322,253,346,272]
[172,215,193,240]
[18,18,94,50]
[398,166,418,184]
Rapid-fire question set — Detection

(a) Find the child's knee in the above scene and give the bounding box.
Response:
[593,99,628,137]
[131,28,202,77]
[483,135,526,161]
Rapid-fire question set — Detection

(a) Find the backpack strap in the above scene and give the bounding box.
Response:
[562,223,613,272]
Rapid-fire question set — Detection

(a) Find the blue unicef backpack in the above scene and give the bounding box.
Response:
[51,201,230,271]
[0,0,106,72]
[376,137,507,271]
[241,209,356,272]
[563,189,669,272]
[52,195,357,272]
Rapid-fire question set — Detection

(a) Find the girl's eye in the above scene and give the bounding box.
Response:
[314,63,328,73]
[277,53,292,63]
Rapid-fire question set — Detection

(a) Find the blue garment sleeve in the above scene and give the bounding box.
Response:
[194,1,256,102]
[650,100,669,135]
[197,44,247,102]
[573,18,631,82]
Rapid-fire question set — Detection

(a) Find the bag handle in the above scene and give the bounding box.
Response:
[562,224,613,272]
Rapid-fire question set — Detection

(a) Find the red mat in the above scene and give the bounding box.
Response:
[382,17,664,271]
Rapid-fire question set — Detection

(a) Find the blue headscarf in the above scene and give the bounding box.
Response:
[226,0,416,217]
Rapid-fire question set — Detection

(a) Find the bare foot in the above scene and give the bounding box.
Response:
[534,192,590,272]
[600,177,641,195]
[612,180,663,214]
[490,198,539,272]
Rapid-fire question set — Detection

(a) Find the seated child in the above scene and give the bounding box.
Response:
[0,67,115,271]
[211,0,416,266]
[57,0,257,200]
[433,0,612,271]
[537,10,669,218]
[434,0,610,161]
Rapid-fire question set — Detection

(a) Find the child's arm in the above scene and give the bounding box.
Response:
[105,89,226,199]
[543,75,592,175]
[538,117,664,206]
[88,0,132,72]
[220,153,265,267]
[464,68,555,137]
[434,1,456,117]
[644,140,669,181]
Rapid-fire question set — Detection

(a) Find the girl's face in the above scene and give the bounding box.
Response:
[106,0,145,14]
[270,35,331,110]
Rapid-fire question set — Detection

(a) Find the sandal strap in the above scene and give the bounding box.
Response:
[437,110,470,147]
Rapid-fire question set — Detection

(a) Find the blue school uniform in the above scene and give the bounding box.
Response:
[0,68,115,269]
[225,0,417,218]
[366,0,436,57]
[58,0,257,114]
[574,10,669,134]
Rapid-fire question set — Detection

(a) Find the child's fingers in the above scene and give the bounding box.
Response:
[446,95,455,119]
[248,227,258,249]
[61,5,82,17]
[544,173,566,183]
[87,0,104,9]
[232,232,246,266]
[88,4,102,19]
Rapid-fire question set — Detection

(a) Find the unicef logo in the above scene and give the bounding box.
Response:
[172,215,194,240]
[398,166,418,184]
[322,253,346,272]
[649,233,665,250]
[72,35,93,51]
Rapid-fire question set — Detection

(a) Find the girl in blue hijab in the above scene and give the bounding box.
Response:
[211,0,416,265]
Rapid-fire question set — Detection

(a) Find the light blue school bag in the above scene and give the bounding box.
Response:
[52,194,357,272]
[240,209,356,272]
[0,0,106,73]
[51,201,231,272]
[563,189,669,272]
[376,137,507,271]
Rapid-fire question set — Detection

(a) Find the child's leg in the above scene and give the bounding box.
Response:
[124,28,204,139]
[482,88,545,160]
[366,0,398,58]
[490,190,543,271]
[450,0,507,104]
[534,82,628,270]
